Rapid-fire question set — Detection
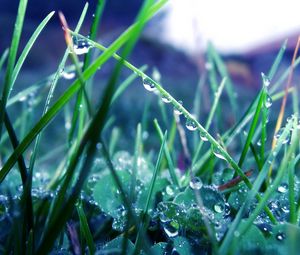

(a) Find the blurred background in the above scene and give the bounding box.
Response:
[0,0,300,151]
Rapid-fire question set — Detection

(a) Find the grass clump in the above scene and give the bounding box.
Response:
[0,1,300,254]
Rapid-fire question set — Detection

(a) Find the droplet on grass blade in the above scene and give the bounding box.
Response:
[274,128,290,144]
[200,132,208,141]
[261,72,270,87]
[142,77,156,91]
[277,183,288,193]
[72,36,94,55]
[161,95,171,103]
[212,146,227,161]
[61,70,75,80]
[185,119,197,131]
[174,100,183,115]
[264,94,272,108]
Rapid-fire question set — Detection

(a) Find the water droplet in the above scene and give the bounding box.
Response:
[200,132,208,141]
[264,94,272,108]
[274,128,290,144]
[257,139,262,146]
[166,185,175,196]
[276,232,285,241]
[214,203,224,213]
[163,220,179,238]
[212,146,227,161]
[161,95,171,103]
[142,77,156,91]
[261,72,270,87]
[19,95,27,102]
[65,121,71,130]
[189,177,203,190]
[185,119,197,131]
[61,71,75,80]
[277,183,288,193]
[174,100,183,115]
[73,36,93,55]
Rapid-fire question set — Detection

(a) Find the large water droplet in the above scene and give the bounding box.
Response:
[261,72,270,87]
[142,77,156,92]
[185,119,197,131]
[189,177,203,190]
[73,37,93,55]
[265,94,272,108]
[212,146,227,161]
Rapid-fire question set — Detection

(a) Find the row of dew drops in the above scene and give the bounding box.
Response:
[142,73,229,163]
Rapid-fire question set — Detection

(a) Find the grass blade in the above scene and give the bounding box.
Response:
[0,0,28,139]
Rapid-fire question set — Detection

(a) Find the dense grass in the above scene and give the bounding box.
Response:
[0,1,300,254]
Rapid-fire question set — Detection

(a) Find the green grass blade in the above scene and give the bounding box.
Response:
[154,119,179,186]
[208,42,238,120]
[0,48,9,73]
[268,39,287,80]
[130,123,142,202]
[0,0,28,139]
[192,77,227,163]
[238,89,264,167]
[11,11,55,88]
[134,131,167,253]
[76,203,95,255]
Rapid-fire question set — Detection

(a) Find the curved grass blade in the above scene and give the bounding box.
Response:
[11,11,55,88]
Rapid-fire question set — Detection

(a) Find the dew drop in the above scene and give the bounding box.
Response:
[189,177,203,190]
[277,183,288,193]
[276,232,285,241]
[261,72,270,87]
[61,71,75,80]
[200,132,208,141]
[264,94,272,108]
[274,128,290,144]
[166,185,175,196]
[163,220,179,238]
[257,139,262,146]
[174,100,183,115]
[185,119,197,131]
[214,203,224,213]
[73,36,93,55]
[161,95,171,103]
[212,146,227,161]
[142,77,156,91]
[19,95,27,102]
